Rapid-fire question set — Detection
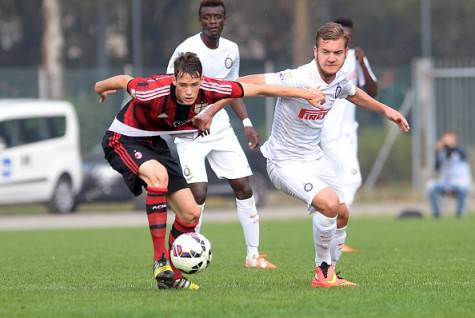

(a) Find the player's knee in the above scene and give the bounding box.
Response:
[337,206,349,228]
[312,189,339,218]
[140,161,169,188]
[190,183,208,205]
[337,212,349,224]
[181,205,201,225]
[313,200,338,218]
[234,186,252,200]
[147,172,169,188]
[324,201,339,218]
[229,178,253,200]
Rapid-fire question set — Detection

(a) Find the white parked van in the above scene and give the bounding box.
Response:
[0,99,82,213]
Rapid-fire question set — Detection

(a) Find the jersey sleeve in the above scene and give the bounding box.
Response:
[338,78,357,99]
[264,68,301,88]
[227,44,240,80]
[201,78,244,102]
[127,76,169,103]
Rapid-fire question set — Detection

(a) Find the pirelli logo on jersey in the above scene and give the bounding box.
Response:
[298,108,329,120]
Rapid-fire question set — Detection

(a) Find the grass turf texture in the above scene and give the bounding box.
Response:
[0,216,474,318]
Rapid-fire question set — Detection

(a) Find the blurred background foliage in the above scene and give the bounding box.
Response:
[1,0,474,185]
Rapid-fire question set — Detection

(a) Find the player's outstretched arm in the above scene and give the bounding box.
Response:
[347,87,410,132]
[95,75,133,103]
[240,82,325,108]
[238,74,266,84]
[192,98,231,132]
[238,74,325,108]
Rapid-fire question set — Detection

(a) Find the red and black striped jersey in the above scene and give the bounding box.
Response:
[108,74,244,137]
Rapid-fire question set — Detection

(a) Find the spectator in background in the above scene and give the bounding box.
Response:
[428,131,472,218]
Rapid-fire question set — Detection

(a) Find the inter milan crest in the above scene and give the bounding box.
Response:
[194,102,209,114]
[334,85,342,98]
[183,167,191,177]
[279,71,292,80]
[183,167,193,181]
[225,57,233,69]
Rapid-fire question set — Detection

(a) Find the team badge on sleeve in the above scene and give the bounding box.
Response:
[304,183,314,192]
[225,57,234,69]
[334,85,342,98]
[279,71,292,81]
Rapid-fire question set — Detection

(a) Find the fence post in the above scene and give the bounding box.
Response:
[412,58,435,189]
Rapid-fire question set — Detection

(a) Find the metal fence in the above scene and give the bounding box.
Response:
[0,64,415,186]
[412,58,475,187]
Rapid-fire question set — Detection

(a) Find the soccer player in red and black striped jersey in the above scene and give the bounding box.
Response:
[95,52,325,290]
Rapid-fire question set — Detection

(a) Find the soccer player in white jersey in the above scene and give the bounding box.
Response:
[166,0,276,269]
[203,22,409,288]
[321,18,378,266]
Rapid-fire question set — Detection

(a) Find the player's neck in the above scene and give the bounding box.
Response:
[200,33,220,49]
[317,66,336,84]
[321,73,336,83]
[314,59,337,83]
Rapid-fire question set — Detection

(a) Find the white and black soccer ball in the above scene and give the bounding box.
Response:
[171,232,212,274]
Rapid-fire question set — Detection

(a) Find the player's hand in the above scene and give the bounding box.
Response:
[384,108,410,132]
[306,86,326,109]
[354,47,365,65]
[98,90,117,103]
[191,110,213,134]
[244,126,260,150]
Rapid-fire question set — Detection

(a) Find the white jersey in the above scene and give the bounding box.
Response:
[262,60,356,162]
[167,33,240,135]
[321,49,377,141]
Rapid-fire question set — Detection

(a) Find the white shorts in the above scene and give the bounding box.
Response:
[175,127,252,183]
[320,132,362,206]
[266,155,344,212]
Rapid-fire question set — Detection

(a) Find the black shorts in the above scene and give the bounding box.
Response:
[101,131,189,196]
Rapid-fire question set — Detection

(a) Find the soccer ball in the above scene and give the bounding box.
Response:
[170,232,212,274]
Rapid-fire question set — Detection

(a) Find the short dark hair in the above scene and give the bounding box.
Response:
[315,22,349,47]
[173,52,203,79]
[199,0,226,17]
[333,17,353,29]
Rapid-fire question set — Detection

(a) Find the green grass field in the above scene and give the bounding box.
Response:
[1,216,474,318]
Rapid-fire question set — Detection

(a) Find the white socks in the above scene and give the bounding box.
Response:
[312,212,337,266]
[330,226,347,265]
[236,196,259,258]
[194,203,206,233]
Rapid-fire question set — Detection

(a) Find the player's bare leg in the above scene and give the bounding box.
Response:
[189,182,208,233]
[140,161,201,290]
[331,204,350,261]
[310,188,356,287]
[228,177,277,269]
[167,188,201,290]
[310,187,337,287]
[139,160,176,289]
[329,204,358,287]
[335,204,356,252]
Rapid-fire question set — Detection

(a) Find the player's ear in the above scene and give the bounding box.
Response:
[313,46,318,58]
[172,75,177,86]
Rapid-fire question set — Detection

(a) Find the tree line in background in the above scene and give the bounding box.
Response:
[0,0,472,185]
[0,0,475,70]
